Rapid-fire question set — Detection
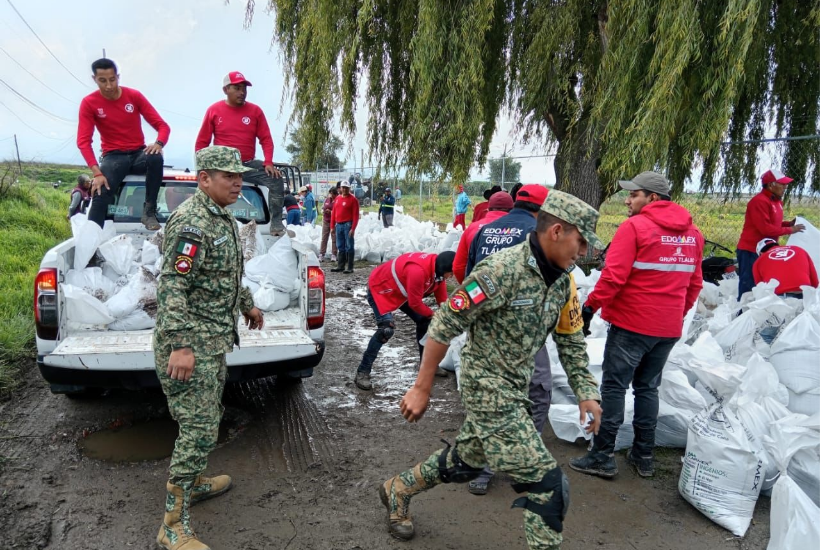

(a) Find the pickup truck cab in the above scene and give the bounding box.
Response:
[35,165,325,396]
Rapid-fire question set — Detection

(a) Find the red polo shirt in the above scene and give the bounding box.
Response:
[753,245,818,295]
[194,101,274,164]
[330,194,360,232]
[737,188,793,252]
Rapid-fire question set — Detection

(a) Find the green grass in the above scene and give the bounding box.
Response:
[0,168,74,396]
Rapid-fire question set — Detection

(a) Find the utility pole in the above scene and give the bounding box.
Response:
[13,134,22,175]
[102,48,106,58]
[501,143,507,188]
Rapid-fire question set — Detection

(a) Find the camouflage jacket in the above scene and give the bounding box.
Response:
[154,189,255,356]
[428,240,600,412]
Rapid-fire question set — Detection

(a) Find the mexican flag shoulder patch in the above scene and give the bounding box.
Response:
[465,280,486,305]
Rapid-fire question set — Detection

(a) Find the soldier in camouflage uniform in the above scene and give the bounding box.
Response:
[154,145,265,550]
[380,190,604,549]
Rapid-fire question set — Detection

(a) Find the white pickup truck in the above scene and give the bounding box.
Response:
[34,166,325,397]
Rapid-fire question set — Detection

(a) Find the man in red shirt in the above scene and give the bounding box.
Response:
[470,185,502,226]
[330,180,360,273]
[453,191,513,283]
[354,251,456,391]
[195,71,285,234]
[736,169,805,300]
[571,172,703,479]
[753,238,818,297]
[77,58,170,230]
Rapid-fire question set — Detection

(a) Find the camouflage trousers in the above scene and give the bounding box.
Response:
[155,351,227,486]
[404,405,562,549]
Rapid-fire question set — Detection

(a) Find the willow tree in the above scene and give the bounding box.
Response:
[244,0,819,207]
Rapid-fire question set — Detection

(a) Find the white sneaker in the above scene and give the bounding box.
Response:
[318,254,325,261]
[331,255,337,262]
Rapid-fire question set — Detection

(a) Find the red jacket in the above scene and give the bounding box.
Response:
[737,189,793,252]
[194,101,274,164]
[471,202,489,225]
[453,209,508,283]
[369,252,449,317]
[753,245,818,295]
[586,201,704,338]
[330,194,359,232]
[77,87,170,168]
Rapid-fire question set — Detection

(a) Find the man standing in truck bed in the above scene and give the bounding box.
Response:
[77,58,170,231]
[154,146,265,550]
[195,71,285,234]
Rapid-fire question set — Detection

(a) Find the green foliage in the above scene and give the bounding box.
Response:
[285,126,345,169]
[488,157,521,185]
[0,178,72,396]
[246,0,818,201]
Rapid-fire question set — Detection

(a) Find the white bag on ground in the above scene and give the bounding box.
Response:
[714,310,758,364]
[762,420,820,550]
[678,360,767,536]
[769,311,820,395]
[98,234,136,276]
[63,284,115,326]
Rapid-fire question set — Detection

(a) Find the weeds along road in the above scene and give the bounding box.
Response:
[0,264,770,550]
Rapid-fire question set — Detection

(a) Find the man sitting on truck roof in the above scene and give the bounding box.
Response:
[77,58,170,231]
[195,71,286,234]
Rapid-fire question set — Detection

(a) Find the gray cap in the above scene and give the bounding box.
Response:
[618,171,670,196]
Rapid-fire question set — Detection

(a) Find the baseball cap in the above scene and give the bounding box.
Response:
[516,184,549,206]
[488,191,513,210]
[223,71,253,87]
[195,146,254,173]
[756,238,778,255]
[340,180,351,188]
[299,186,308,193]
[384,187,391,192]
[618,171,671,196]
[761,169,793,186]
[540,190,603,251]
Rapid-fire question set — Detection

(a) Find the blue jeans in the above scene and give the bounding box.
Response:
[736,249,759,301]
[335,222,354,256]
[286,209,301,226]
[357,290,431,374]
[88,148,163,228]
[592,325,679,456]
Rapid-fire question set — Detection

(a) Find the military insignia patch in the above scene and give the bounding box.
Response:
[176,240,198,257]
[465,281,486,305]
[174,255,193,275]
[449,290,470,312]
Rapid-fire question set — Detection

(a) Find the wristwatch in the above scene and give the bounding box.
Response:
[155,140,165,147]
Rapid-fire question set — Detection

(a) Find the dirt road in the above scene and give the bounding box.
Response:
[1,264,770,549]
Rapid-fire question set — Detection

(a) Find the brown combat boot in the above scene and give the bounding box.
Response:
[379,464,430,540]
[156,481,211,550]
[141,202,161,230]
[191,473,233,505]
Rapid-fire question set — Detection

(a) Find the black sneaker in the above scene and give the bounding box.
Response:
[569,451,618,478]
[354,371,372,391]
[626,448,654,478]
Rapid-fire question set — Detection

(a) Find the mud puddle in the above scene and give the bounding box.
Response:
[79,408,249,462]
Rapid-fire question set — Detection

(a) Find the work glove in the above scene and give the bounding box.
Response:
[581,306,594,337]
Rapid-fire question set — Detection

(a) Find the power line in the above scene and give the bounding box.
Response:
[0,99,65,139]
[5,0,89,88]
[0,78,75,123]
[0,45,76,103]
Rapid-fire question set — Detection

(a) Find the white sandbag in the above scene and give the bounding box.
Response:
[253,284,291,312]
[678,360,766,536]
[786,388,820,417]
[439,333,466,373]
[762,420,820,550]
[769,312,820,395]
[705,303,734,334]
[242,276,260,295]
[659,369,707,413]
[789,446,820,507]
[108,309,155,331]
[63,284,115,326]
[141,240,160,266]
[105,267,158,320]
[736,353,790,406]
[786,216,820,274]
[245,234,298,291]
[698,282,721,309]
[714,310,758,365]
[98,234,136,276]
[71,214,114,270]
[548,404,588,441]
[65,267,117,302]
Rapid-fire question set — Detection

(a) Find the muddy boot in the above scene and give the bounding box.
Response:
[331,252,346,272]
[354,371,372,391]
[379,464,430,541]
[343,250,355,273]
[157,481,210,550]
[569,450,618,479]
[191,474,233,505]
[268,178,285,235]
[141,202,161,231]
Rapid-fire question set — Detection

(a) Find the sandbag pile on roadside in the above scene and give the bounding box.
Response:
[63,215,286,331]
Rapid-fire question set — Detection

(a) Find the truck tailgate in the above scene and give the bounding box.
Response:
[44,310,317,370]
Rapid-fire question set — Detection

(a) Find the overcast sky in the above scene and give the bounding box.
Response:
[0,0,557,184]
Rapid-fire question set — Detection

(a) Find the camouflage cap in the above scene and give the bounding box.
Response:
[195,146,254,174]
[540,189,603,250]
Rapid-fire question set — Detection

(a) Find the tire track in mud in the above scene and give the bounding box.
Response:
[224,377,337,474]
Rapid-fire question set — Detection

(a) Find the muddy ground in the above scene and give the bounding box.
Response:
[1,264,771,549]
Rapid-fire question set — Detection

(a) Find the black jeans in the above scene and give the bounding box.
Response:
[592,325,679,456]
[241,160,285,231]
[88,148,163,228]
[357,290,431,374]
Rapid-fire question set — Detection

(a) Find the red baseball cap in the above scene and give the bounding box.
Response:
[488,191,513,210]
[761,169,792,186]
[515,184,548,206]
[223,71,253,87]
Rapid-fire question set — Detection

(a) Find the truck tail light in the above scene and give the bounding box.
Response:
[34,268,58,340]
[307,266,325,330]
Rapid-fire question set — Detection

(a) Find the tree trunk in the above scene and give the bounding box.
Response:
[553,123,605,209]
